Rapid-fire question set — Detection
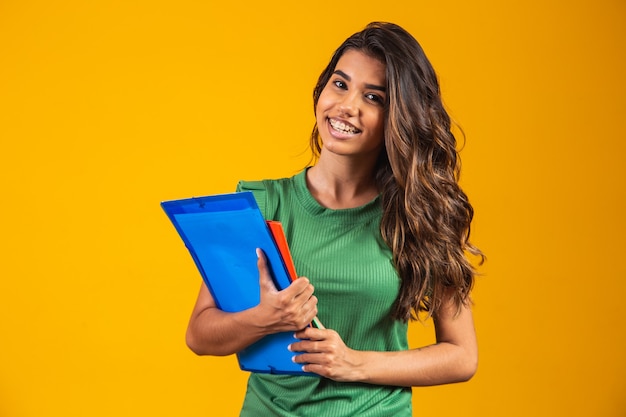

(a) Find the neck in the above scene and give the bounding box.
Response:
[306,150,380,209]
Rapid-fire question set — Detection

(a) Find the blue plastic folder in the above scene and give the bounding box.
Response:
[161,192,311,375]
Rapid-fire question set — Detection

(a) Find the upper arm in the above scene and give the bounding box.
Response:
[188,282,218,322]
[433,299,476,343]
[186,282,220,350]
[432,295,478,376]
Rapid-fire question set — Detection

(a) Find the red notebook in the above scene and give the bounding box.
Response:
[266,221,322,329]
[266,221,297,282]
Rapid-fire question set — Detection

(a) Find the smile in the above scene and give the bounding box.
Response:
[329,118,361,135]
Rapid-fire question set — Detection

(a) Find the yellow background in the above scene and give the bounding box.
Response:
[1,1,625,416]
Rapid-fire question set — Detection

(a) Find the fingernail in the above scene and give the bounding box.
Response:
[256,248,261,258]
[291,356,297,363]
[287,344,293,352]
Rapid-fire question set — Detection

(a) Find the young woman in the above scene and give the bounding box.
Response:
[186,22,484,416]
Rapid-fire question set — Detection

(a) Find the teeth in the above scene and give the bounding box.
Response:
[330,119,359,134]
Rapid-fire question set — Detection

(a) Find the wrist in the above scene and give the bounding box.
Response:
[234,306,271,338]
[353,350,372,383]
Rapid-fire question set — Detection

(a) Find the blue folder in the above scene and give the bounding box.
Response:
[161,191,311,375]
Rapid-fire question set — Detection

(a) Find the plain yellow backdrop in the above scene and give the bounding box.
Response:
[1,1,625,416]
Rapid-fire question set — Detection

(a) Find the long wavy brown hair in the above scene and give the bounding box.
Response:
[310,22,484,322]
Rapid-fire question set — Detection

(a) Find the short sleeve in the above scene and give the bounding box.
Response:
[236,180,268,219]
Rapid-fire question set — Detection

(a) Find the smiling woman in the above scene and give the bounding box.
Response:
[185,22,483,417]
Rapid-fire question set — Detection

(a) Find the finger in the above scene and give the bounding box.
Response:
[296,298,318,328]
[295,326,325,341]
[290,278,315,302]
[289,276,313,293]
[289,340,325,354]
[256,248,277,292]
[300,363,329,378]
[292,352,324,365]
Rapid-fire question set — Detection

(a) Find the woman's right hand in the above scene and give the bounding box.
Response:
[186,248,318,356]
[253,248,318,333]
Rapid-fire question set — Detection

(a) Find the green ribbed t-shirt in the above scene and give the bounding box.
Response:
[235,169,412,417]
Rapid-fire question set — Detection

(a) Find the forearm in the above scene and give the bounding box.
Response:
[355,342,478,387]
[186,271,318,356]
[294,301,478,386]
[186,306,269,356]
[354,303,477,386]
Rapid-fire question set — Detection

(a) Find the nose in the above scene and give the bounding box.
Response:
[338,92,359,116]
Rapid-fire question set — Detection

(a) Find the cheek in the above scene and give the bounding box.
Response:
[314,102,324,125]
[368,111,385,136]
[315,91,331,118]
[371,116,386,147]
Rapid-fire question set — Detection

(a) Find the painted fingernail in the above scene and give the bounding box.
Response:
[287,344,293,352]
[291,356,297,363]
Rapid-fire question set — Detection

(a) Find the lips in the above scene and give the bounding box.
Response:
[329,118,361,135]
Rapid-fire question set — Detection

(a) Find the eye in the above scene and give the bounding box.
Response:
[365,93,384,105]
[332,79,347,89]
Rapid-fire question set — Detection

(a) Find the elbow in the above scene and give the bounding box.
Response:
[185,328,206,356]
[456,351,478,383]
[185,327,233,356]
[459,363,477,383]
[185,327,217,356]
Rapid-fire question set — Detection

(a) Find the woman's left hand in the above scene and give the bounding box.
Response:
[289,326,365,382]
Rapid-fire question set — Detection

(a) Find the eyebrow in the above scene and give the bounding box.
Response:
[333,70,386,92]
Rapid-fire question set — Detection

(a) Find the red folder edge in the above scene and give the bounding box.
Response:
[266,221,322,329]
[266,221,297,282]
